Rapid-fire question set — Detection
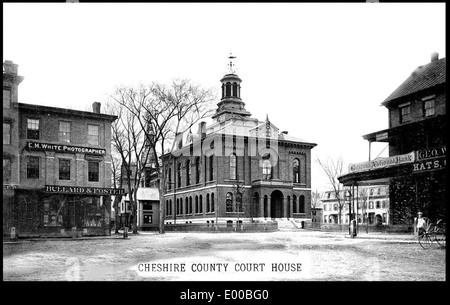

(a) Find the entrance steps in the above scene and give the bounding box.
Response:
[276,219,303,230]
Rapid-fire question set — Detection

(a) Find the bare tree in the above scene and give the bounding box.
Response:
[112,79,216,234]
[316,157,347,224]
[110,154,123,233]
[105,95,153,234]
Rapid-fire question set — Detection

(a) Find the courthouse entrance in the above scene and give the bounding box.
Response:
[270,190,283,218]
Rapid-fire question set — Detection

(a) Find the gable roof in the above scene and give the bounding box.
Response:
[382,57,446,106]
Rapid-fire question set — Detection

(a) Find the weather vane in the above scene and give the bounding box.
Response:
[228,53,236,74]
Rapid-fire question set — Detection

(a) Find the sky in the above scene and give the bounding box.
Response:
[3,2,446,193]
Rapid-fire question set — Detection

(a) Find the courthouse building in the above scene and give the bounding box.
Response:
[161,61,317,227]
[3,60,122,237]
[339,53,446,226]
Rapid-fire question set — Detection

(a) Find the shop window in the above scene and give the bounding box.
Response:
[88,161,100,182]
[27,156,40,179]
[87,124,99,146]
[143,214,152,224]
[43,198,63,227]
[226,192,233,212]
[3,89,11,108]
[59,121,71,143]
[3,158,11,181]
[27,118,40,140]
[3,123,11,145]
[59,159,71,180]
[142,201,153,210]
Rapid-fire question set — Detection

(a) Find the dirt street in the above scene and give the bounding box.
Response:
[3,230,445,281]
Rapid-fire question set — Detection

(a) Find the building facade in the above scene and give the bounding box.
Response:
[161,64,317,228]
[339,53,446,226]
[3,60,121,238]
[321,185,390,225]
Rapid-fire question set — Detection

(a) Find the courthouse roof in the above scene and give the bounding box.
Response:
[382,57,446,106]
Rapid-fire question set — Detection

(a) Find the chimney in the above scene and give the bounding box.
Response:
[3,60,19,75]
[92,102,101,113]
[431,52,439,62]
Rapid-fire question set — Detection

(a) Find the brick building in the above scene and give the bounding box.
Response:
[339,53,446,226]
[161,63,317,228]
[3,60,122,238]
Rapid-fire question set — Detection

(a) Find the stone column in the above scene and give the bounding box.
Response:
[267,196,271,219]
[283,197,288,220]
[289,197,294,219]
[259,196,264,219]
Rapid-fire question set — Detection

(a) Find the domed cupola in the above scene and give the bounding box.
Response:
[212,54,252,121]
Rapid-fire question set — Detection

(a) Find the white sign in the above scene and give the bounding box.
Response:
[349,152,415,173]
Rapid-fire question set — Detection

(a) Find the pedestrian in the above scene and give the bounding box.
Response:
[416,211,427,236]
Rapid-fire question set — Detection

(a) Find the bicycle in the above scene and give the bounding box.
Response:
[418,219,446,249]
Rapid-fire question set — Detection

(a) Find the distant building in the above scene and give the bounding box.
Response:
[321,185,390,225]
[161,59,317,228]
[3,60,121,238]
[339,53,446,225]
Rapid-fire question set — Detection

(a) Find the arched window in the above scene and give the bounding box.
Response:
[293,158,300,183]
[232,82,238,97]
[206,194,210,213]
[293,195,297,213]
[189,196,193,214]
[195,195,199,213]
[222,83,225,98]
[211,193,215,212]
[195,156,200,184]
[185,197,189,214]
[299,195,305,213]
[226,82,231,97]
[226,192,233,212]
[230,153,237,180]
[176,198,180,215]
[209,155,214,181]
[199,195,203,213]
[186,159,191,186]
[177,163,182,188]
[169,199,172,216]
[262,160,272,178]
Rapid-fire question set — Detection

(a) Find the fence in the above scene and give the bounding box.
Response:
[306,222,414,233]
[164,221,278,232]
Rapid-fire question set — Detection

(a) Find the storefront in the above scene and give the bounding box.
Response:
[339,146,446,225]
[9,186,124,237]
